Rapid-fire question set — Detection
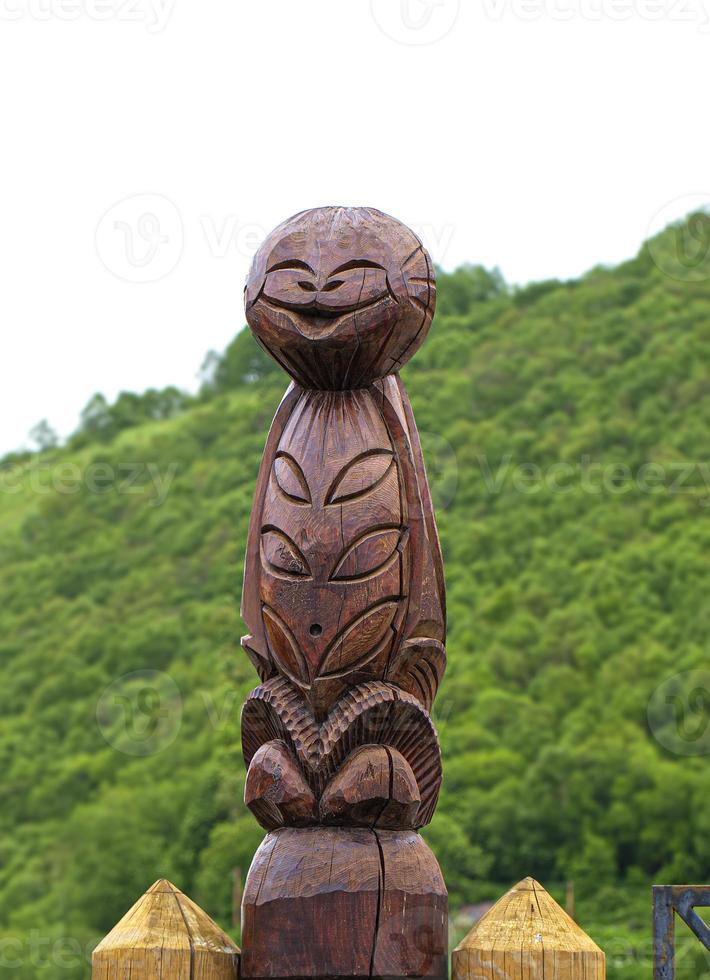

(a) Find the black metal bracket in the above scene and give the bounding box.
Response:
[653,885,710,979]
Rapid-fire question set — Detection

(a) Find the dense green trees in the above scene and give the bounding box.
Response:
[1,215,710,977]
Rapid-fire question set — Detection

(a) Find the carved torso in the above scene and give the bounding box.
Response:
[259,387,408,719]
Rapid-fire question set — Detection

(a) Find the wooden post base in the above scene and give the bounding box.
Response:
[241,826,448,980]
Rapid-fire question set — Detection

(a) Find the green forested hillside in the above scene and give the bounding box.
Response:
[2,216,710,977]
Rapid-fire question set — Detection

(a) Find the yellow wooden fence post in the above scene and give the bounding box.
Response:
[92,879,240,979]
[453,876,605,980]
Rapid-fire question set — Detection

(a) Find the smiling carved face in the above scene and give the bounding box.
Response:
[245,207,436,389]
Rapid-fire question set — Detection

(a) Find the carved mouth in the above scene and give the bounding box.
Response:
[258,294,392,338]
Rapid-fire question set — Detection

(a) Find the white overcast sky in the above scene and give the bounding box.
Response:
[1,0,709,454]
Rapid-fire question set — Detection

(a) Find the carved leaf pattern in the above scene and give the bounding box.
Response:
[318,601,398,679]
[261,528,311,578]
[330,526,402,582]
[326,450,393,505]
[273,453,311,503]
[262,606,311,688]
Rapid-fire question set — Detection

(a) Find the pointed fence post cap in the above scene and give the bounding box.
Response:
[92,879,240,979]
[453,877,605,979]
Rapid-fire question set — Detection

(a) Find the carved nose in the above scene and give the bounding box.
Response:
[297,278,346,296]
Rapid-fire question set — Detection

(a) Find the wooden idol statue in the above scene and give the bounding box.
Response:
[239,207,448,980]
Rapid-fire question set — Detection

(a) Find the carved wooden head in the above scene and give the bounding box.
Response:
[245,206,436,390]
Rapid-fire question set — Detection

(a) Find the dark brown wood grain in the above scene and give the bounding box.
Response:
[241,676,442,826]
[319,744,421,829]
[241,828,447,980]
[244,739,317,829]
[239,207,447,979]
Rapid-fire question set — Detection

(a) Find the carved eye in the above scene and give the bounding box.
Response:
[331,526,402,582]
[315,263,390,311]
[262,606,310,688]
[273,453,310,504]
[326,450,394,505]
[317,601,399,680]
[261,527,311,578]
[263,267,318,309]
